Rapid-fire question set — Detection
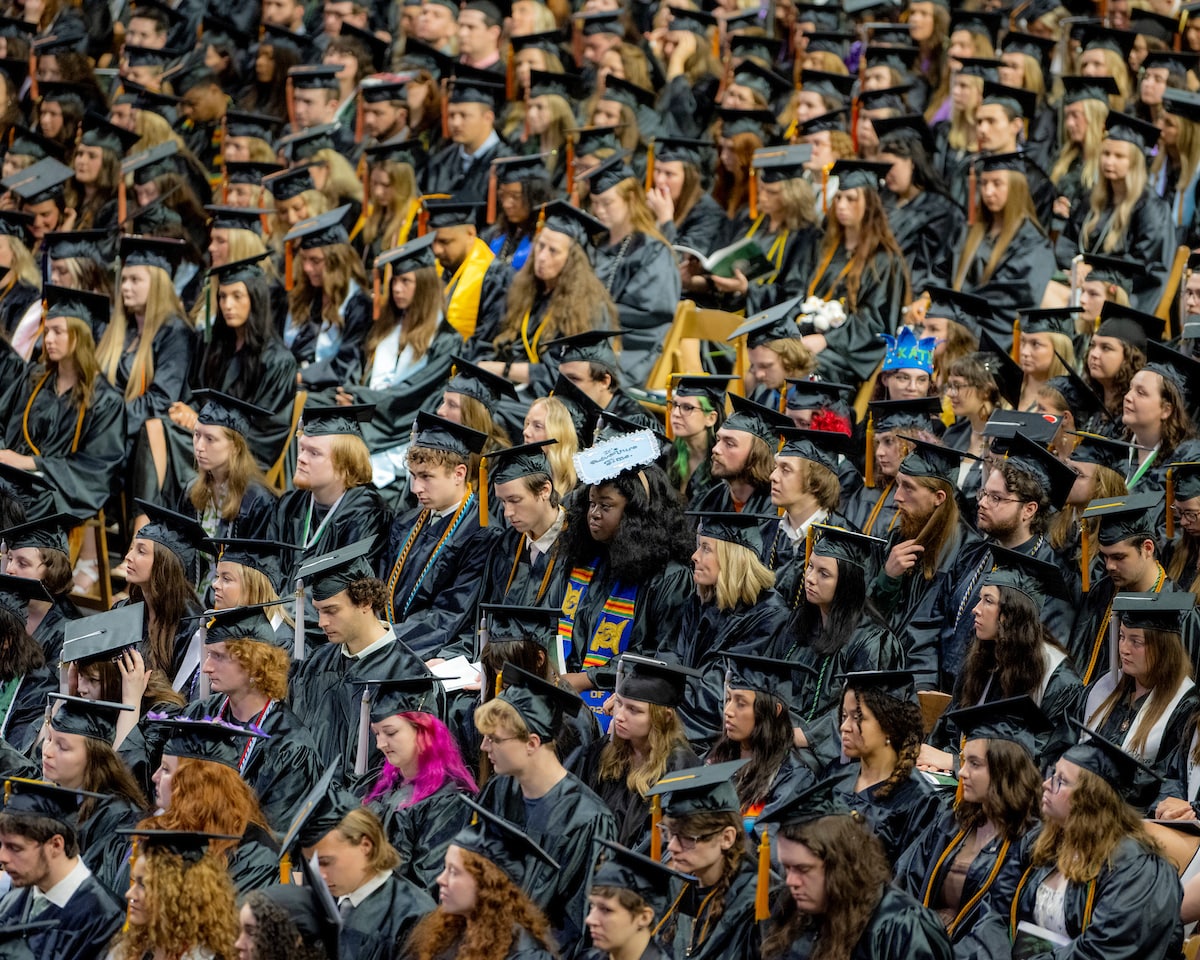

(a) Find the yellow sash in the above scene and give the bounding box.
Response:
[444,238,495,339]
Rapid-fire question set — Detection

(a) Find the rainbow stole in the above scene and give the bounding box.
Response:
[558,559,639,723]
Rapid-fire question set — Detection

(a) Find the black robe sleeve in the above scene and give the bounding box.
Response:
[656,74,718,139]
[1,667,55,755]
[78,796,148,896]
[0,875,126,960]
[884,189,965,293]
[123,319,193,441]
[298,288,372,390]
[954,218,1056,344]
[662,192,728,257]
[373,780,473,897]
[467,259,515,350]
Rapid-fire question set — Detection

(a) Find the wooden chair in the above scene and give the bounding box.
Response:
[918,691,953,736]
[1156,244,1190,337]
[1184,934,1200,960]
[643,301,748,396]
[69,509,115,612]
[265,390,308,494]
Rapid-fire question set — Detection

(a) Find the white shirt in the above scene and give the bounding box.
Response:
[341,623,397,661]
[35,858,91,910]
[779,508,828,549]
[340,870,391,909]
[529,509,566,564]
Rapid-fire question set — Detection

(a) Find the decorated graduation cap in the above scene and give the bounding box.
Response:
[595,409,666,445]
[982,546,1069,609]
[1113,591,1195,632]
[284,205,352,250]
[295,537,376,602]
[446,356,520,405]
[898,436,978,481]
[811,524,886,569]
[729,295,803,347]
[2,156,72,205]
[1067,432,1138,473]
[42,284,109,339]
[998,432,1077,510]
[452,795,558,887]
[880,327,936,373]
[1,777,105,826]
[722,393,792,446]
[1103,111,1160,152]
[202,605,278,646]
[1082,492,1161,545]
[116,828,241,862]
[410,409,488,458]
[612,654,699,708]
[839,668,917,703]
[133,499,209,570]
[61,603,144,665]
[777,426,851,474]
[486,439,556,486]
[46,693,134,741]
[1095,300,1165,349]
[119,235,185,273]
[592,839,696,919]
[263,163,318,201]
[191,389,269,439]
[498,662,583,741]
[981,410,1060,453]
[689,510,773,554]
[723,651,813,703]
[944,696,1051,757]
[645,759,747,816]
[541,329,621,370]
[422,199,484,230]
[150,713,268,768]
[751,144,814,182]
[299,403,374,437]
[1062,720,1161,806]
[375,233,436,275]
[1061,74,1120,105]
[829,159,890,192]
[0,512,74,554]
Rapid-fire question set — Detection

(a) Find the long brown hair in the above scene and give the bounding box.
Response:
[126,544,199,677]
[188,427,268,521]
[76,735,149,822]
[287,242,368,330]
[37,315,100,408]
[365,264,445,364]
[713,130,762,217]
[953,171,1042,288]
[659,810,746,945]
[361,160,417,252]
[954,739,1042,843]
[813,188,908,312]
[898,476,960,581]
[960,585,1054,706]
[597,701,689,795]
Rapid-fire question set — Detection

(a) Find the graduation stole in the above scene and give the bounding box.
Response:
[743,216,788,285]
[443,238,494,338]
[557,559,637,714]
[520,305,552,363]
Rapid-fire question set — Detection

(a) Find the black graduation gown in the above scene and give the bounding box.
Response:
[175,478,277,545]
[114,317,193,445]
[958,831,1183,960]
[289,287,372,390]
[1,369,127,519]
[592,233,681,388]
[478,773,619,957]
[272,484,392,571]
[29,601,69,666]
[581,941,670,960]
[894,808,1029,945]
[0,870,125,960]
[737,222,822,316]
[78,796,147,896]
[0,281,39,340]
[690,480,774,516]
[883,188,965,293]
[111,823,280,895]
[1054,191,1176,312]
[657,74,718,139]
[662,192,728,257]
[369,779,473,897]
[0,666,55,755]
[425,137,511,204]
[660,592,790,745]
[781,886,952,960]
[809,248,908,388]
[382,499,500,659]
[340,871,436,960]
[952,218,1055,344]
[665,857,765,960]
[843,481,900,539]
[114,595,204,688]
[431,925,557,960]
[287,632,439,789]
[1083,679,1198,777]
[1025,103,1059,173]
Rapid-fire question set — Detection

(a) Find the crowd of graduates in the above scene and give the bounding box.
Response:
[0,0,1199,957]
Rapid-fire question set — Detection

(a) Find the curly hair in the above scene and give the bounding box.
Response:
[708,690,794,808]
[346,577,388,613]
[403,846,556,960]
[954,739,1042,843]
[225,638,290,701]
[559,464,694,581]
[958,585,1053,707]
[598,700,690,796]
[109,847,238,960]
[1031,767,1160,883]
[996,461,1052,537]
[762,815,890,960]
[659,810,747,947]
[1083,338,1144,420]
[242,891,330,960]
[150,758,271,858]
[842,685,922,801]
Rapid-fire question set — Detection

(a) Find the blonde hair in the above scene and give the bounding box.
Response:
[948,74,983,152]
[954,171,1041,287]
[331,807,401,873]
[696,537,776,610]
[1,234,40,288]
[362,160,417,252]
[97,265,185,400]
[764,337,816,378]
[1155,112,1200,216]
[133,110,189,154]
[223,561,294,628]
[526,397,578,495]
[1082,140,1148,254]
[312,147,365,205]
[611,177,671,247]
[1050,97,1107,196]
[474,697,531,740]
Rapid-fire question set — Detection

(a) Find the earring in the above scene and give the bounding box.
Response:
[885,737,891,746]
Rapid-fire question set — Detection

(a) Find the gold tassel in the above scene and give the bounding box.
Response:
[1167,467,1176,540]
[711,24,721,60]
[372,266,381,321]
[1011,317,1021,362]
[748,172,758,220]
[122,838,139,932]
[280,851,291,883]
[565,140,575,198]
[479,460,489,527]
[650,795,662,861]
[665,376,675,441]
[494,671,503,698]
[754,829,771,921]
[28,53,37,101]
[355,94,364,144]
[486,168,497,225]
[821,163,830,216]
[118,180,127,225]
[1080,521,1090,593]
[644,141,655,192]
[440,79,450,139]
[864,412,875,488]
[805,526,815,566]
[505,43,515,101]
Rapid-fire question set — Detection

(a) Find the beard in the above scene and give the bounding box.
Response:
[979,511,1019,542]
[899,505,933,540]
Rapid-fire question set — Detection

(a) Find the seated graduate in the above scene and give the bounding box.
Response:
[0,576,58,755]
[208,537,296,650]
[575,654,701,850]
[40,694,148,895]
[361,678,476,897]
[474,663,618,955]
[0,286,126,521]
[1081,592,1197,778]
[139,715,281,893]
[817,670,948,865]
[0,778,126,960]
[644,761,777,960]
[287,539,440,790]
[404,797,558,960]
[764,805,952,960]
[895,698,1047,945]
[729,301,813,414]
[585,840,698,960]
[238,854,340,960]
[310,804,435,960]
[0,513,81,664]
[784,526,906,773]
[433,357,518,457]
[691,394,791,515]
[961,726,1184,960]
[379,411,498,660]
[647,136,728,257]
[192,606,322,834]
[425,198,513,348]
[666,375,735,506]
[666,512,789,747]
[538,330,654,430]
[522,392,584,498]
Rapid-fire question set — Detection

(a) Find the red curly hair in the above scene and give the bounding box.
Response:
[403,847,556,960]
[226,638,289,701]
[151,758,271,858]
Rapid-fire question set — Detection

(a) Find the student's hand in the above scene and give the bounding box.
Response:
[710,269,749,295]
[801,333,827,354]
[667,30,697,74]
[1156,797,1198,821]
[562,671,592,693]
[66,662,80,696]
[474,361,506,376]
[0,450,36,471]
[334,387,355,407]
[884,539,924,578]
[1053,196,1071,219]
[645,184,674,226]
[168,402,198,430]
[59,208,77,232]
[117,649,151,707]
[916,743,952,772]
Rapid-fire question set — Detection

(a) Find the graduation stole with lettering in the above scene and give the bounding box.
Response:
[443,238,494,338]
[558,559,638,713]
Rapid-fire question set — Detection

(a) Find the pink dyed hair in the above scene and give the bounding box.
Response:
[364,711,478,806]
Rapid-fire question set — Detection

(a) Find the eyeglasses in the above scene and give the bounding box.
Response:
[481,733,522,746]
[1044,769,1074,794]
[657,825,722,850]
[942,381,974,396]
[1172,506,1200,525]
[668,400,704,415]
[979,492,1026,506]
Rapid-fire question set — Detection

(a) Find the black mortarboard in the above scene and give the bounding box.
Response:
[423,199,484,230]
[375,233,437,274]
[226,160,286,186]
[1081,253,1144,291]
[981,409,1061,451]
[260,23,315,61]
[777,427,851,474]
[723,652,813,703]
[944,695,1052,757]
[923,285,989,327]
[498,662,582,741]
[729,295,802,347]
[1170,457,1200,501]
[1144,51,1200,80]
[363,135,426,170]
[673,374,737,410]
[1082,25,1137,57]
[446,71,504,107]
[653,136,716,171]
[1146,340,1200,403]
[123,44,180,69]
[119,235,185,273]
[446,356,520,405]
[164,60,219,96]
[716,107,778,138]
[2,157,72,205]
[872,113,935,152]
[857,84,913,113]
[296,538,376,602]
[550,374,601,446]
[1082,493,1162,545]
[276,123,339,162]
[1000,432,1078,509]
[210,537,289,592]
[60,603,144,664]
[1114,591,1195,631]
[263,163,318,200]
[487,439,555,486]
[838,668,917,703]
[276,763,356,854]
[1061,74,1120,105]
[202,605,278,646]
[1063,720,1161,805]
[340,21,389,71]
[689,511,773,553]
[666,4,717,35]
[975,150,1036,175]
[348,675,437,723]
[811,524,885,569]
[151,713,268,769]
[80,111,139,155]
[751,144,813,182]
[116,828,241,862]
[797,108,849,137]
[577,151,636,195]
[526,68,582,101]
[205,205,266,235]
[1095,300,1165,349]
[0,574,52,620]
[1067,432,1138,473]
[47,693,134,742]
[805,31,853,56]
[754,778,852,827]
[224,110,280,141]
[207,252,272,287]
[1017,306,1080,337]
[955,56,1002,80]
[722,393,792,446]
[612,654,699,708]
[6,126,63,163]
[729,33,782,64]
[42,284,109,339]
[410,410,488,457]
[1000,31,1055,64]
[258,857,341,960]
[539,199,608,248]
[284,205,352,250]
[795,2,843,30]
[481,604,560,649]
[1104,111,1160,152]
[287,64,341,91]
[898,436,978,481]
[977,331,1024,408]
[1131,9,1181,43]
[574,10,623,37]
[730,59,790,101]
[592,839,696,919]
[981,80,1037,118]
[2,776,104,825]
[863,43,921,74]
[1046,356,1109,422]
[397,37,452,77]
[541,329,621,369]
[595,410,666,445]
[191,389,270,438]
[133,499,208,570]
[644,759,747,816]
[510,29,568,56]
[982,546,1069,609]
[0,513,73,554]
[829,159,891,192]
[492,153,553,185]
[0,17,34,39]
[31,30,88,55]
[866,396,944,432]
[799,68,856,101]
[300,404,374,439]
[452,795,558,886]
[123,141,181,184]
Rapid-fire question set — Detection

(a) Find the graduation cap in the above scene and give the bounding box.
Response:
[46,693,134,742]
[673,374,737,411]
[1067,432,1138,473]
[716,107,778,138]
[227,160,286,187]
[811,524,886,569]
[981,81,1037,119]
[283,205,353,249]
[498,662,582,741]
[541,329,621,369]
[857,84,912,113]
[299,403,374,438]
[1169,457,1200,501]
[397,37,453,77]
[205,205,267,236]
[6,126,65,163]
[777,427,852,474]
[2,777,105,825]
[30,30,88,55]
[1081,253,1145,293]
[33,82,87,112]
[191,389,270,438]
[666,4,717,35]
[491,153,553,185]
[80,111,139,155]
[375,233,436,275]
[1146,340,1200,403]
[981,409,1060,452]
[754,777,853,828]
[729,295,803,347]
[1062,720,1161,806]
[207,252,272,287]
[257,857,341,960]
[751,144,813,182]
[526,69,582,101]
[898,436,979,481]
[486,439,556,486]
[982,545,1069,609]
[723,652,813,704]
[644,759,747,816]
[122,141,181,184]
[1044,356,1109,423]
[42,283,110,341]
[362,135,426,170]
[595,410,666,446]
[1016,306,1080,338]
[871,114,934,154]
[277,761,356,854]
[0,574,52,620]
[1131,8,1181,43]
[446,356,520,405]
[43,229,107,262]
[799,68,856,102]
[652,136,716,171]
[61,603,144,665]
[1081,24,1137,57]
[729,59,791,101]
[287,63,341,91]
[797,109,849,138]
[209,537,288,593]
[116,828,242,863]
[150,713,268,769]
[510,29,568,56]
[794,2,843,30]
[730,34,783,66]
[689,510,773,554]
[0,512,74,555]
[611,654,699,708]
[999,31,1055,65]
[446,70,504,108]
[976,331,1023,408]
[955,56,1002,81]
[339,22,390,71]
[1095,300,1165,350]
[866,396,944,432]
[838,668,917,704]
[550,373,601,446]
[538,200,608,248]
[573,10,623,37]
[480,604,560,649]
[223,110,281,142]
[2,157,72,206]
[276,123,340,162]
[863,44,921,73]
[202,605,278,646]
[921,285,988,329]
[410,410,488,458]
[805,31,853,57]
[881,326,936,373]
[263,163,318,200]
[1104,111,1160,153]
[295,537,376,602]
[119,235,186,273]
[452,795,558,887]
[123,44,181,69]
[261,23,316,61]
[1061,74,1120,106]
[1145,51,1200,81]
[943,695,1052,757]
[592,839,696,919]
[999,432,1078,510]
[829,159,891,192]
[722,393,793,446]
[1082,493,1162,545]
[577,152,636,195]
[133,498,210,571]
[348,676,438,724]
[422,199,484,230]
[1113,591,1195,632]
[165,61,219,96]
